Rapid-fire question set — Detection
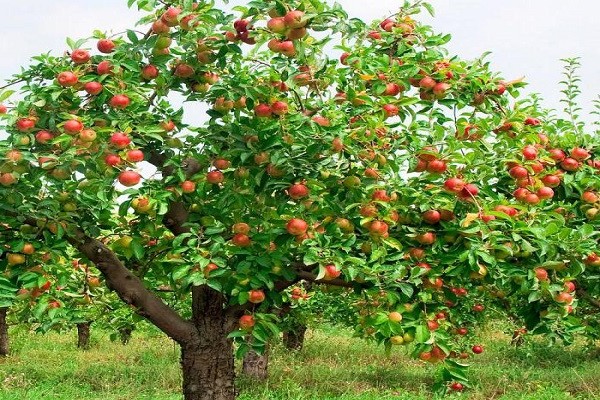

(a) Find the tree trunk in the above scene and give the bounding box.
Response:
[76,322,91,349]
[118,326,133,345]
[242,345,269,380]
[0,308,8,356]
[181,285,236,400]
[283,324,307,351]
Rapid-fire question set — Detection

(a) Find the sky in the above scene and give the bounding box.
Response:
[1,0,599,127]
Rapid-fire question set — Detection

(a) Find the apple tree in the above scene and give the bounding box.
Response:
[0,0,598,399]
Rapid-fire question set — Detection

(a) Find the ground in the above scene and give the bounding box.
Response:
[0,324,598,399]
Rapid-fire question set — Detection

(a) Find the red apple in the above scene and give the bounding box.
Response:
[289,183,309,200]
[110,132,131,148]
[286,218,308,236]
[206,170,224,184]
[109,94,130,109]
[83,81,103,95]
[322,264,341,280]
[71,49,90,64]
[284,10,306,29]
[57,71,78,87]
[126,149,145,163]
[97,60,113,75]
[248,289,265,304]
[239,315,255,330]
[141,64,159,80]
[97,39,115,53]
[118,170,141,187]
[63,119,83,133]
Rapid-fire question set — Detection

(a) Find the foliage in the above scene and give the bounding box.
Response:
[0,0,598,394]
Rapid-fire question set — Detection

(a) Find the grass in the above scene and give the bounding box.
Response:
[0,324,599,399]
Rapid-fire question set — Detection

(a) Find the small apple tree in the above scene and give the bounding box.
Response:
[0,0,598,398]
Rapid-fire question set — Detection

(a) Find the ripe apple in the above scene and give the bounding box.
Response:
[560,157,580,171]
[232,233,251,247]
[109,94,130,109]
[110,132,131,148]
[83,81,103,95]
[174,63,195,78]
[571,147,589,160]
[16,118,35,132]
[444,177,465,193]
[289,183,309,200]
[271,101,289,116]
[277,40,296,57]
[206,170,224,184]
[509,165,528,179]
[582,191,598,203]
[267,17,287,33]
[71,49,91,64]
[368,220,389,237]
[382,104,399,118]
[248,289,265,304]
[239,315,255,330]
[286,218,308,236]
[152,19,170,34]
[472,304,485,312]
[284,10,306,29]
[96,60,113,75]
[322,264,341,280]
[534,267,549,281]
[419,76,436,89]
[126,149,144,163]
[388,311,403,322]
[161,7,181,27]
[427,320,439,331]
[564,281,576,293]
[57,71,78,87]
[432,82,450,98]
[104,154,121,166]
[472,345,483,354]
[141,64,159,80]
[522,145,538,160]
[79,129,97,142]
[97,39,115,53]
[64,119,83,133]
[254,103,272,118]
[416,232,436,245]
[426,159,447,174]
[450,382,464,392]
[0,104,6,114]
[118,170,141,187]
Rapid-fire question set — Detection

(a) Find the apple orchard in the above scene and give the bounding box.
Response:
[0,0,599,399]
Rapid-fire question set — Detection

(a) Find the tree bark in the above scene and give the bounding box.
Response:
[283,324,307,351]
[77,322,91,349]
[181,285,236,400]
[242,345,269,380]
[0,307,9,356]
[118,326,134,345]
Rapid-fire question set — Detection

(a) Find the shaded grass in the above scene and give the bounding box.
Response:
[0,324,598,399]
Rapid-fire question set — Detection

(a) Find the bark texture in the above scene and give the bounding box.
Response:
[283,324,307,351]
[0,308,8,356]
[77,322,91,349]
[181,285,237,400]
[242,346,269,380]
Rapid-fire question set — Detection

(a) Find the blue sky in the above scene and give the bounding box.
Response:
[1,0,599,126]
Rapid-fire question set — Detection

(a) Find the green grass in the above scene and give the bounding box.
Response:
[0,324,599,399]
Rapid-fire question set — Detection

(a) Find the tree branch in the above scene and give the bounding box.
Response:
[67,229,197,345]
[577,288,600,309]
